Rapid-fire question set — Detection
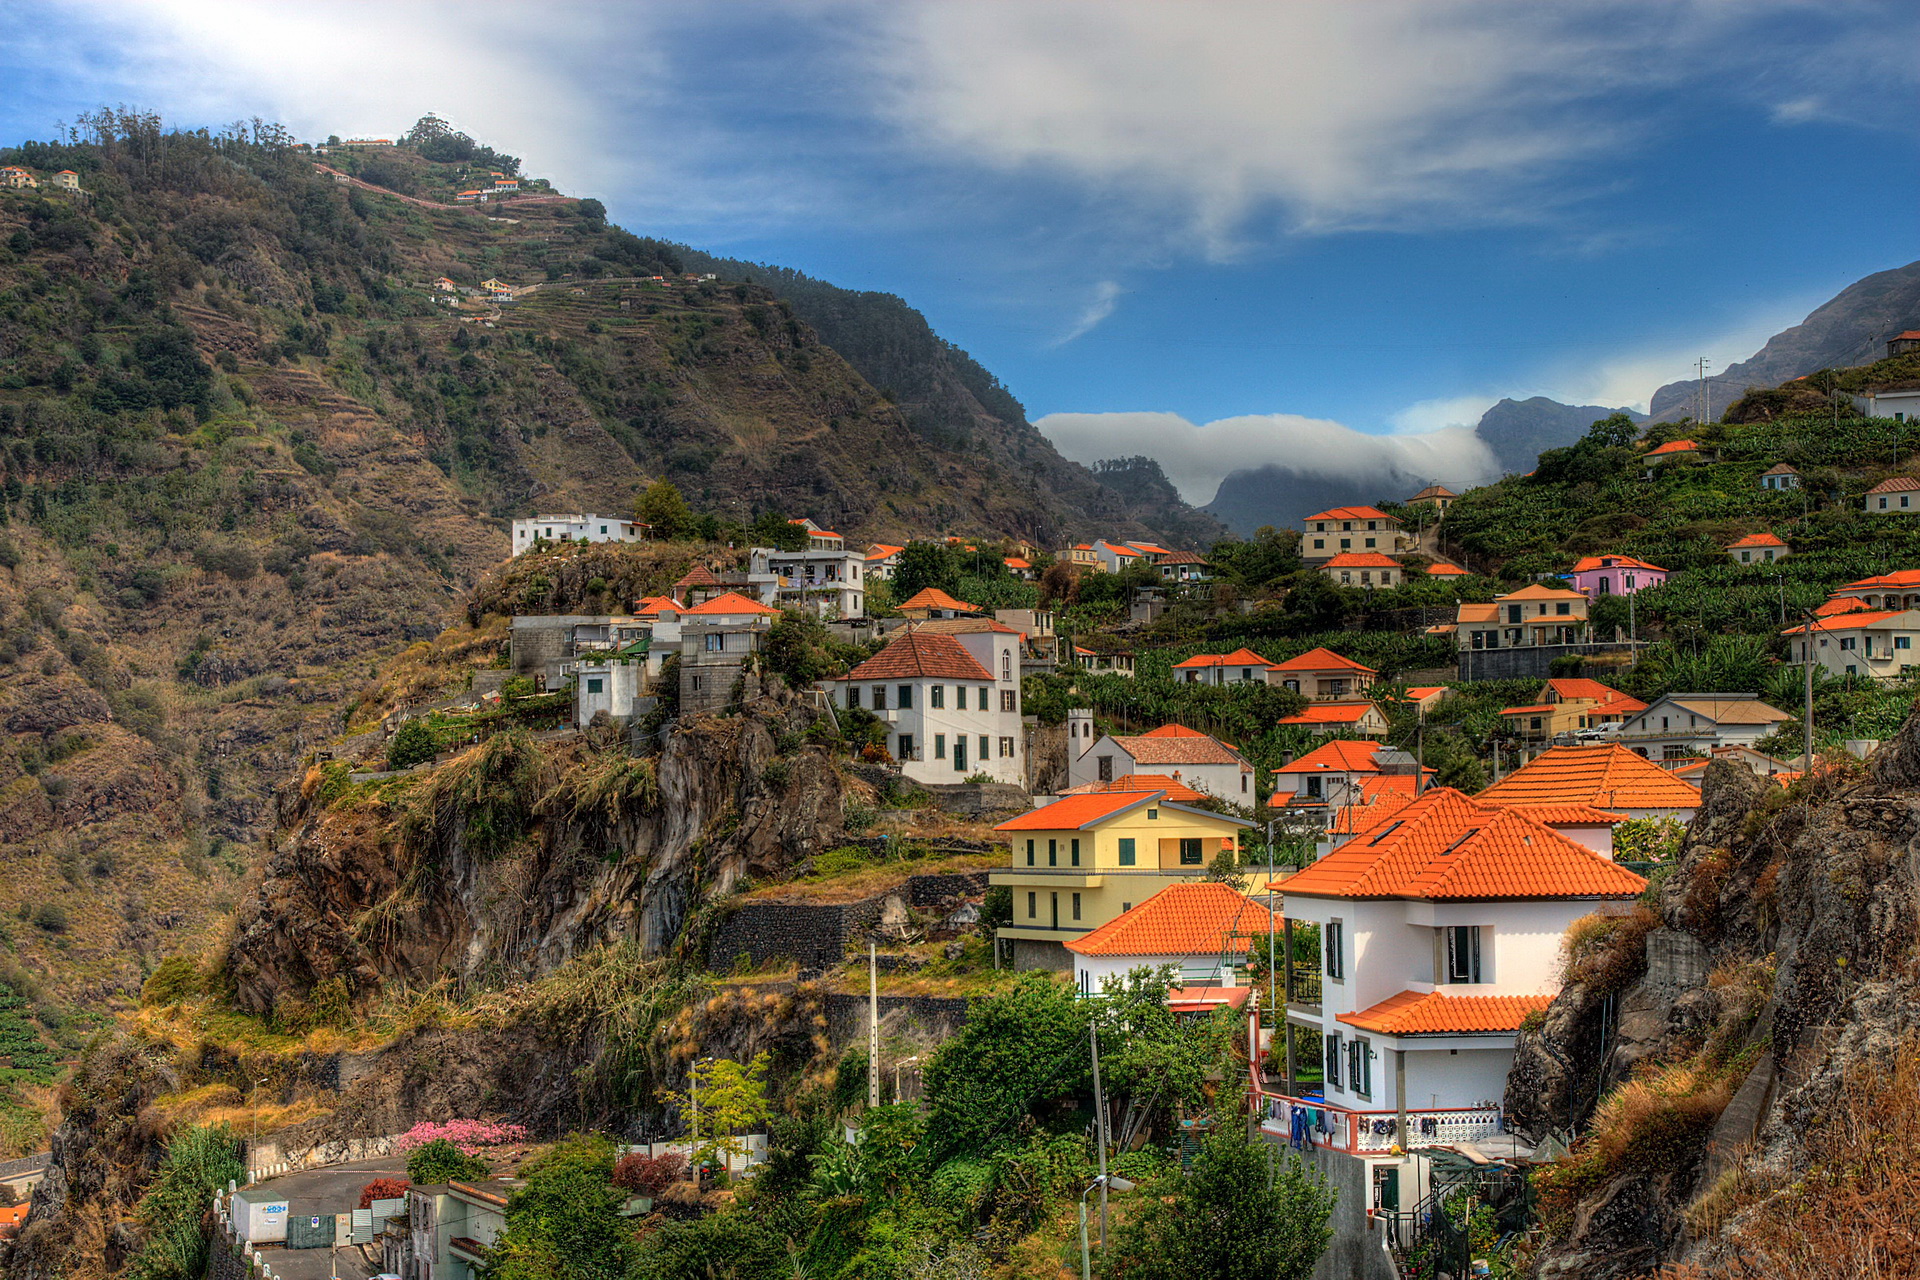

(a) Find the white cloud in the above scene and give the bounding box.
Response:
[1535,295,1824,412]
[1387,394,1500,436]
[1053,280,1123,346]
[1035,409,1500,506]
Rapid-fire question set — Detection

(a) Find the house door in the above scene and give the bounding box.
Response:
[954,736,968,772]
[1050,892,1059,930]
[1372,1165,1399,1214]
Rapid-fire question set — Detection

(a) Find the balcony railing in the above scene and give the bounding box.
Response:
[1259,1091,1505,1156]
[1286,964,1323,1006]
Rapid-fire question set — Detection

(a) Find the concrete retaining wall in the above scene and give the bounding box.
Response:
[706,871,992,975]
[822,993,972,1045]
[1456,642,1641,681]
[244,1133,401,1184]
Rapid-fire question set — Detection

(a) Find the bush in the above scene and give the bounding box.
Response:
[122,1124,245,1280]
[141,956,202,1006]
[358,1176,408,1208]
[405,1138,494,1185]
[31,903,65,933]
[386,719,438,770]
[1561,905,1657,993]
[612,1152,685,1196]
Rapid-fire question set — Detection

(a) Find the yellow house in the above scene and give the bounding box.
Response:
[990,790,1255,969]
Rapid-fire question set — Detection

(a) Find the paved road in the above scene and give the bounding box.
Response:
[248,1160,407,1280]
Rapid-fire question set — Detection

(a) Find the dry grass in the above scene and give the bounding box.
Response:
[737,850,1001,903]
[1561,903,1659,993]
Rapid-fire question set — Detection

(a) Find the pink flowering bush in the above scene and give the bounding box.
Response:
[395,1119,529,1155]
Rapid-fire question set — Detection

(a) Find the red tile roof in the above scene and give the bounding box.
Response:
[1061,774,1208,803]
[1323,552,1401,568]
[1838,568,1920,590]
[1339,990,1553,1036]
[632,594,682,617]
[898,587,976,612]
[1328,791,1413,834]
[1645,439,1699,457]
[1278,787,1647,901]
[1127,542,1172,555]
[1475,745,1701,810]
[1867,477,1920,494]
[1545,678,1646,717]
[1277,740,1385,774]
[1499,583,1588,601]
[996,791,1157,831]
[1727,532,1787,549]
[1780,608,1914,636]
[1571,554,1666,574]
[1481,802,1627,825]
[1267,644,1374,675]
[682,591,777,616]
[673,565,722,587]
[1168,986,1253,1011]
[1501,702,1560,716]
[1137,723,1210,738]
[1426,563,1468,576]
[1064,882,1272,956]
[1277,702,1380,726]
[1303,505,1395,522]
[1113,730,1248,768]
[865,543,906,561]
[845,629,994,682]
[1004,557,1031,569]
[1172,647,1273,669]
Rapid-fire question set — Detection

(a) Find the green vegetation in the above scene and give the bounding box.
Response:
[406,1137,493,1185]
[123,1124,245,1280]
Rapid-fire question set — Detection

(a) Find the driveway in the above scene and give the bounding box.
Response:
[248,1159,408,1280]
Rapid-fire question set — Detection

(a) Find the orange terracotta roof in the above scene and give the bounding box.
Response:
[683,591,778,616]
[865,543,905,561]
[1172,647,1273,669]
[1571,554,1666,574]
[898,587,977,612]
[1780,608,1913,636]
[1546,678,1645,716]
[1339,990,1553,1036]
[1426,563,1467,576]
[1475,745,1702,810]
[632,594,682,617]
[1867,477,1920,494]
[1278,740,1384,774]
[1404,685,1448,699]
[1065,882,1272,956]
[1328,792,1413,834]
[1727,532,1787,549]
[1500,703,1557,716]
[845,629,993,682]
[1113,730,1247,768]
[1361,774,1429,801]
[1267,644,1374,675]
[1839,568,1920,590]
[1645,439,1699,457]
[1304,505,1395,522]
[1278,788,1647,901]
[1481,801,1628,825]
[1894,330,1920,342]
[1004,557,1031,569]
[1812,597,1868,617]
[1499,583,1588,601]
[1324,552,1400,568]
[1168,986,1253,1011]
[996,791,1157,831]
[1061,774,1208,803]
[1127,542,1172,555]
[1137,723,1210,738]
[673,565,723,587]
[1277,702,1379,726]
[1410,484,1457,499]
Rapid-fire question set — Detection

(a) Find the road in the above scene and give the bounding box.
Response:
[248,1159,407,1280]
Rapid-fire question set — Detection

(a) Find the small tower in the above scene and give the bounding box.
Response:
[1066,708,1095,758]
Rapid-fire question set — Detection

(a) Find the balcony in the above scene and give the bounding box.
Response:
[1285,964,1323,1008]
[449,1236,492,1265]
[1259,1092,1506,1156]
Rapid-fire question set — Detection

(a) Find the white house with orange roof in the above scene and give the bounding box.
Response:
[1476,744,1700,822]
[0,167,36,190]
[510,513,648,554]
[823,625,1023,785]
[1642,439,1701,472]
[1172,647,1274,686]
[1271,740,1431,814]
[1064,880,1274,995]
[1003,555,1036,580]
[49,170,81,192]
[1300,506,1406,563]
[1824,568,1920,612]
[1320,552,1403,588]
[1725,532,1789,565]
[863,543,905,580]
[1784,607,1920,679]
[1263,788,1645,1217]
[1276,702,1390,738]
[1614,693,1789,760]
[1090,540,1148,574]
[1065,712,1254,802]
[1424,563,1468,580]
[1453,583,1591,652]
[896,587,977,619]
[1865,476,1920,513]
[1268,647,1376,700]
[748,529,864,618]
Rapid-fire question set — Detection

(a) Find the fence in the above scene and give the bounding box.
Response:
[1260,1092,1505,1156]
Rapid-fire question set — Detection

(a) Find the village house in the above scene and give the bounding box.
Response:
[1865,476,1920,512]
[1784,607,1920,679]
[509,614,651,690]
[747,532,864,618]
[1406,484,1456,513]
[404,1179,515,1280]
[49,170,81,192]
[1057,544,1102,571]
[1567,554,1667,599]
[1642,439,1701,472]
[863,544,905,580]
[824,626,1023,786]
[1475,744,1701,822]
[1667,744,1799,786]
[1299,506,1405,564]
[432,277,458,292]
[1424,563,1468,579]
[678,594,779,714]
[896,587,977,619]
[1268,647,1376,700]
[1269,740,1429,814]
[1276,701,1390,738]
[1758,463,1801,492]
[1853,389,1920,422]
[1542,677,1646,728]
[0,167,35,189]
[1266,787,1645,1221]
[1726,532,1789,565]
[455,189,481,202]
[1320,552,1402,588]
[1003,555,1036,580]
[1613,694,1790,760]
[481,278,512,294]
[1058,773,1208,804]
[1401,685,1454,713]
[671,565,731,608]
[1064,881,1274,996]
[990,791,1254,970]
[1065,713,1255,801]
[1073,645,1136,677]
[1172,647,1274,686]
[1889,330,1920,359]
[510,513,647,553]
[1158,551,1213,583]
[1090,540,1147,574]
[1452,584,1591,651]
[1823,568,1920,612]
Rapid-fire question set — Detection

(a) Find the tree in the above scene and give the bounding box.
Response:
[576,197,607,223]
[921,972,1090,1164]
[487,1135,633,1280]
[358,1177,408,1208]
[405,1138,491,1185]
[635,479,692,540]
[1107,1124,1335,1280]
[386,718,437,770]
[763,609,835,687]
[659,1054,773,1172]
[123,1124,245,1280]
[893,542,962,602]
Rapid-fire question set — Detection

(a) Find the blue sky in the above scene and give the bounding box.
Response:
[1,1,1915,503]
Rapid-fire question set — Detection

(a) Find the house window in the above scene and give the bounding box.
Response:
[1325,921,1344,980]
[846,686,861,709]
[1312,539,1325,550]
[931,685,944,709]
[1098,755,1114,782]
[897,685,913,709]
[1027,892,1036,919]
[1899,637,1912,650]
[1071,838,1080,867]
[979,734,990,762]
[1147,808,1158,820]
[1840,638,1856,651]
[897,734,914,760]
[1556,602,1571,615]
[1306,776,1322,798]
[1178,838,1204,865]
[1071,893,1081,921]
[952,685,966,711]
[999,736,1015,758]
[1002,652,1012,680]
[1049,839,1057,866]
[1445,925,1483,983]
[934,734,946,759]
[872,686,887,711]
[1026,839,1035,866]
[585,677,604,694]
[1348,1038,1372,1099]
[1507,604,1523,623]
[954,737,968,771]
[1001,689,1016,712]
[1325,1034,1341,1086]
[1118,838,1136,866]
[705,633,724,652]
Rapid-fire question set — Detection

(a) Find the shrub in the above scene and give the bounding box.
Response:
[500,674,535,697]
[122,1124,244,1280]
[612,1152,685,1196]
[141,956,202,1006]
[386,719,437,771]
[406,1138,494,1185]
[31,904,66,933]
[358,1177,408,1208]
[1561,905,1656,994]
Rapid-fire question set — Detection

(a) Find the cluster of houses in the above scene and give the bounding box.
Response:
[454,171,522,202]
[0,166,83,193]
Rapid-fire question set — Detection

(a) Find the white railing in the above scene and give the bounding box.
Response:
[1260,1092,1504,1155]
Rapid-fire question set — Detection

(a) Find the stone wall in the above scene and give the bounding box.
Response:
[1009,938,1071,972]
[904,871,990,907]
[822,993,972,1045]
[1455,642,1641,681]
[918,782,1030,818]
[705,871,992,975]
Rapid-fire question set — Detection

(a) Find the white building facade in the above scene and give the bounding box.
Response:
[511,514,647,554]
[826,627,1024,786]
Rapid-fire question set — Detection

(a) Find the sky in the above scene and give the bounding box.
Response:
[1,0,1915,505]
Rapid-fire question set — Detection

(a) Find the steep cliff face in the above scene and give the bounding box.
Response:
[1511,714,1920,1276]
[226,673,850,1015]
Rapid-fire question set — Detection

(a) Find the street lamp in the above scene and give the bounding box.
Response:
[1079,1174,1137,1280]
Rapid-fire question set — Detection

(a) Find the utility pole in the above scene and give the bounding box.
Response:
[1090,1021,1110,1251]
[1695,357,1712,424]
[868,943,881,1110]
[1802,613,1815,768]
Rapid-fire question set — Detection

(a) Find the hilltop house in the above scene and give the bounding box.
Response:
[747,537,864,618]
[1057,544,1102,571]
[1004,556,1036,580]
[1889,330,1920,359]
[1266,788,1645,1219]
[1425,563,1468,579]
[1452,584,1591,651]
[863,544,905,580]
[1543,677,1646,727]
[1276,702,1390,738]
[510,513,647,553]
[1158,552,1213,583]
[1642,439,1701,472]
[1784,608,1920,679]
[1406,484,1456,512]
[0,167,35,189]
[1269,740,1430,814]
[1065,713,1254,801]
[1172,647,1274,685]
[1268,647,1376,700]
[1758,463,1801,491]
[1853,390,1920,422]
[1320,552,1402,588]
[1065,881,1273,995]
[1726,532,1790,565]
[825,626,1023,786]
[896,587,977,619]
[1300,507,1405,564]
[676,593,779,713]
[1476,744,1701,821]
[1865,477,1920,512]
[1613,694,1789,760]
[50,170,80,192]
[1568,555,1667,599]
[991,792,1254,970]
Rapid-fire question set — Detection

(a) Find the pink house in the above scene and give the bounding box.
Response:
[1568,554,1667,599]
